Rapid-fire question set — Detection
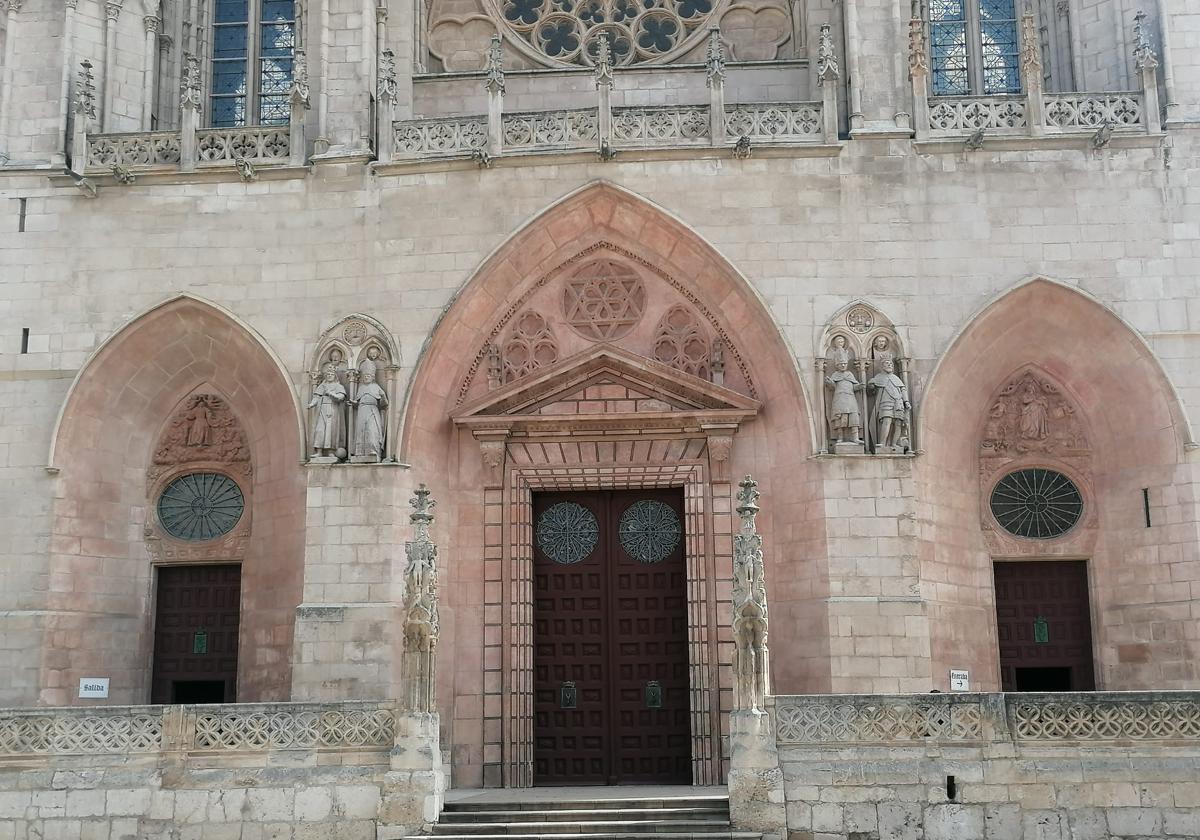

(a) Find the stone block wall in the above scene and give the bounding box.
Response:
[758,692,1200,840]
[0,701,442,840]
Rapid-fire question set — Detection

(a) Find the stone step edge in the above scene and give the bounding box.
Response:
[444,799,729,812]
[384,833,761,840]
[432,821,735,834]
[440,810,729,822]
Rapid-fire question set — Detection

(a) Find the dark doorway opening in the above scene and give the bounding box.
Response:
[532,489,691,786]
[994,560,1095,692]
[1014,666,1073,692]
[151,564,241,704]
[172,680,228,704]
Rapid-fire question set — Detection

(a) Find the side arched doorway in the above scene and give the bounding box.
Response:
[400,183,823,788]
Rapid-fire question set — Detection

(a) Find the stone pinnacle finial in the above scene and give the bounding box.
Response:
[705,27,726,88]
[410,483,436,524]
[485,35,505,95]
[74,59,97,119]
[817,23,839,82]
[1133,10,1158,70]
[594,34,613,88]
[736,475,760,521]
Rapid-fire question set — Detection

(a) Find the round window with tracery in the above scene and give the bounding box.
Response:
[498,0,718,68]
[989,468,1083,540]
[536,502,600,564]
[618,500,682,562]
[157,472,245,542]
[562,260,646,341]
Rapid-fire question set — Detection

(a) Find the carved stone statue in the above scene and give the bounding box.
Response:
[351,369,389,463]
[870,333,895,371]
[1018,379,1049,441]
[185,395,214,446]
[309,363,347,461]
[403,484,440,714]
[867,357,911,453]
[732,476,769,713]
[825,340,864,451]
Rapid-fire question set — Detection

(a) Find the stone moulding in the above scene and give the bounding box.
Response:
[771,691,1200,745]
[0,701,398,759]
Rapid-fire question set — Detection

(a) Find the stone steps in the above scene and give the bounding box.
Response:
[382,794,753,840]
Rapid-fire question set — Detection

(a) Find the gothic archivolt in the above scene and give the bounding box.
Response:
[458,243,754,404]
[425,0,802,72]
[308,315,402,464]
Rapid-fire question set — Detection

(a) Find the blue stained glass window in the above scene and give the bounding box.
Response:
[929,0,1023,96]
[210,0,295,127]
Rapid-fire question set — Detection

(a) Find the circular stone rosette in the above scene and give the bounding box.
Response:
[990,468,1083,540]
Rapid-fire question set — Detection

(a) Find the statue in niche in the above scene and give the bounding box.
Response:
[351,368,389,463]
[867,357,911,453]
[309,363,348,461]
[870,333,895,372]
[825,337,863,451]
[1018,379,1050,441]
[185,396,214,446]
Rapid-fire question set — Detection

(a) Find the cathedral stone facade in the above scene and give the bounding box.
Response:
[1,0,1200,825]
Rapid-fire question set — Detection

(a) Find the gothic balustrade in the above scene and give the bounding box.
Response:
[772,691,1200,746]
[0,700,397,761]
[924,91,1148,140]
[82,124,302,178]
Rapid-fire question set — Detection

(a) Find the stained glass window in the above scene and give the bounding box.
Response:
[930,0,1021,96]
[209,0,296,127]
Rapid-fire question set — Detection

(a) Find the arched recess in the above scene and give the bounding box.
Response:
[400,181,828,787]
[42,295,307,705]
[919,277,1198,692]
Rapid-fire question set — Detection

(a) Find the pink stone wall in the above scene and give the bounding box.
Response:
[42,297,306,705]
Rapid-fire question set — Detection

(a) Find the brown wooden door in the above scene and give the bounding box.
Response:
[994,560,1095,692]
[151,564,241,704]
[533,489,690,785]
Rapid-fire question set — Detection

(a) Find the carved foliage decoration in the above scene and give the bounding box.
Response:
[980,370,1089,459]
[503,310,558,382]
[150,393,251,482]
[562,259,646,341]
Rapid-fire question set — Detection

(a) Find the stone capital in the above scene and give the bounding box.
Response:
[106,0,124,21]
[144,14,160,32]
[4,0,23,13]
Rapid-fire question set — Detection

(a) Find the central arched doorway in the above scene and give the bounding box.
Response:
[400,182,822,788]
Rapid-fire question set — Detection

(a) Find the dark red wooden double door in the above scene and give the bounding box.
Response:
[994,560,1095,692]
[150,564,241,704]
[533,490,691,785]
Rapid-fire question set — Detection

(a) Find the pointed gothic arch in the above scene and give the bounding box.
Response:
[41,294,306,705]
[917,276,1199,694]
[398,181,831,788]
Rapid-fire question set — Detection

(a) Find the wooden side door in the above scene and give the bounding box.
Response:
[994,560,1095,692]
[151,564,241,704]
[532,489,690,785]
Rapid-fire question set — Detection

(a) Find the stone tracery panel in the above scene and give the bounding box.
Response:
[503,310,559,381]
[562,259,646,341]
[653,305,711,379]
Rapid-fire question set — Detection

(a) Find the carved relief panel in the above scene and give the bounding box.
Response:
[978,367,1096,557]
[308,315,402,464]
[144,391,252,563]
[457,242,755,406]
[817,303,912,456]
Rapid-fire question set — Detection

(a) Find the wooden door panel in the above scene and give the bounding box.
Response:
[994,560,1095,692]
[151,564,241,704]
[533,489,690,785]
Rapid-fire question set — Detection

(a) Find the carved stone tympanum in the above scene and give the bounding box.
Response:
[150,393,251,482]
[981,369,1089,457]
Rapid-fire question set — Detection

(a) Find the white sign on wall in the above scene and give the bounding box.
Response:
[78,678,110,699]
[949,670,970,691]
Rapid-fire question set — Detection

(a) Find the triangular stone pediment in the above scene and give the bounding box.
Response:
[452,345,759,433]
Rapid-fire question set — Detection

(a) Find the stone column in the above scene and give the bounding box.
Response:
[817,23,840,143]
[289,48,311,165]
[856,358,871,451]
[594,35,612,156]
[705,28,725,147]
[484,36,504,158]
[728,477,786,840]
[57,0,80,166]
[70,59,97,176]
[142,8,161,130]
[179,52,201,172]
[0,0,23,162]
[103,1,123,131]
[1019,3,1045,136]
[814,357,828,455]
[908,7,930,140]
[1134,10,1162,134]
